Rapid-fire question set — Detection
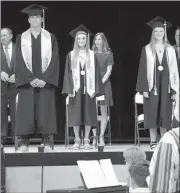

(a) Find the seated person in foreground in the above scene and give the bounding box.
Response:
[123,146,147,167]
[123,146,148,191]
[129,160,150,193]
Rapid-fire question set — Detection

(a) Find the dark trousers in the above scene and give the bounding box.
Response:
[1,86,17,138]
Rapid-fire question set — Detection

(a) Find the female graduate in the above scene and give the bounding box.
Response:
[62,25,104,150]
[136,16,179,149]
[92,33,114,146]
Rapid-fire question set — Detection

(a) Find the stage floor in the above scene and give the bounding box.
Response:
[3,143,153,153]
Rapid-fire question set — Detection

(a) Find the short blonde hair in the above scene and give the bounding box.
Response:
[123,146,146,165]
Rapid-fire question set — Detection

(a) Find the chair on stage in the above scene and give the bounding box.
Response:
[65,96,99,148]
[14,94,54,151]
[90,96,112,146]
[134,92,150,146]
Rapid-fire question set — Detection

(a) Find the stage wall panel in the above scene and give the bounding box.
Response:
[6,165,128,193]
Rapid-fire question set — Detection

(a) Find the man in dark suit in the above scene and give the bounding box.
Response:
[1,28,17,146]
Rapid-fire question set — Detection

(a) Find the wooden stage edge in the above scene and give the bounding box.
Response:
[2,144,153,167]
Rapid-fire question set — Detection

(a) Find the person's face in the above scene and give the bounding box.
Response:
[154,27,165,41]
[1,29,13,46]
[28,15,43,27]
[95,35,103,49]
[77,33,87,48]
[175,29,180,46]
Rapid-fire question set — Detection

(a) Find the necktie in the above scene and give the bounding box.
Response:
[4,46,11,67]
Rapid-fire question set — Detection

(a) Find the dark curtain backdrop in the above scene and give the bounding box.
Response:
[1,1,180,142]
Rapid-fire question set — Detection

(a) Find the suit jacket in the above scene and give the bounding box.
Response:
[1,43,16,95]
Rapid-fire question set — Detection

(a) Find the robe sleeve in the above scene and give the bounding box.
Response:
[136,47,149,93]
[94,55,105,97]
[39,34,60,87]
[62,53,74,95]
[149,142,177,193]
[15,34,36,87]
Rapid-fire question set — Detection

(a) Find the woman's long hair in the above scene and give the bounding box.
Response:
[92,32,111,54]
[71,32,91,70]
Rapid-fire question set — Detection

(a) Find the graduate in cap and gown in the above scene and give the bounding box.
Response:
[173,26,180,76]
[15,4,60,152]
[62,24,104,150]
[136,16,179,149]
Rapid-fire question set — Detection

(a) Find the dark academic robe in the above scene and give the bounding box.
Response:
[136,47,174,130]
[1,43,17,137]
[15,33,59,135]
[62,52,104,127]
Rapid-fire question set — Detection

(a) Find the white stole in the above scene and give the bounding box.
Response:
[70,50,95,97]
[145,44,179,97]
[21,28,52,73]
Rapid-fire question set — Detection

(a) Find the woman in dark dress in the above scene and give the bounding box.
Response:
[136,16,179,149]
[92,33,114,146]
[62,25,104,150]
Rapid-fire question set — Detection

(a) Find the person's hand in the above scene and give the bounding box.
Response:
[171,94,176,101]
[102,78,105,84]
[8,74,15,83]
[90,93,95,98]
[30,79,39,87]
[143,92,149,98]
[37,80,46,88]
[1,71,9,82]
[68,89,75,98]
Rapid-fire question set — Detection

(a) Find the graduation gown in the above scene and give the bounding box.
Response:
[136,47,175,129]
[62,52,104,127]
[15,32,59,135]
[1,43,17,136]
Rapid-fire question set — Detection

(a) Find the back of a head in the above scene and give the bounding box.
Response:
[129,160,150,187]
[123,146,146,165]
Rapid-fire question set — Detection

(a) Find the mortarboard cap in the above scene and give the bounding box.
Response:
[69,24,93,38]
[147,16,172,29]
[21,4,47,17]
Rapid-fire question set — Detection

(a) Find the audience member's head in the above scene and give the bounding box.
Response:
[123,146,146,167]
[1,28,13,46]
[129,160,150,189]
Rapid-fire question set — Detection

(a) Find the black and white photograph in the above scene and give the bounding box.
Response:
[1,0,180,193]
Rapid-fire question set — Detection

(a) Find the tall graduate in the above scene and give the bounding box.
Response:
[136,16,179,149]
[62,24,104,150]
[15,4,60,152]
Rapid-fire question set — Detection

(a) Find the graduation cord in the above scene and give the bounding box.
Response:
[154,54,158,95]
[80,55,86,94]
[84,69,86,94]
[165,49,171,94]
